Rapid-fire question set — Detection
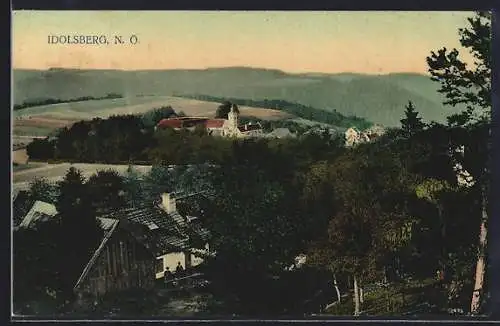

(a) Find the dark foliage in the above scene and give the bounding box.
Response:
[14,93,122,111]
[180,94,372,130]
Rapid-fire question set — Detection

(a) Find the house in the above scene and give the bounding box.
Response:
[345,125,385,147]
[345,127,362,147]
[156,104,264,139]
[99,192,212,280]
[15,201,157,301]
[73,218,156,301]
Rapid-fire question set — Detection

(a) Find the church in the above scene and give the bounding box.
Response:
[156,105,264,138]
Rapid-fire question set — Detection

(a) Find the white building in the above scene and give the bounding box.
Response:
[156,104,264,139]
[344,125,385,147]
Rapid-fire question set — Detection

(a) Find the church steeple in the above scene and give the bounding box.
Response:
[227,104,239,130]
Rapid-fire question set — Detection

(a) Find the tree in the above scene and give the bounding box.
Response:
[400,101,425,138]
[201,163,313,313]
[87,169,127,214]
[26,138,55,160]
[306,145,419,315]
[142,106,177,128]
[123,165,146,207]
[28,177,58,204]
[427,11,491,314]
[215,101,238,119]
[427,12,491,126]
[415,179,455,277]
[56,167,89,219]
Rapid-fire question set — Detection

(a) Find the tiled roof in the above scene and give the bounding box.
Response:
[189,220,211,242]
[205,119,225,128]
[156,117,211,129]
[157,119,183,129]
[99,204,196,255]
[100,205,187,235]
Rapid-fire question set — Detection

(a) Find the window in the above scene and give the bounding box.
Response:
[156,257,164,274]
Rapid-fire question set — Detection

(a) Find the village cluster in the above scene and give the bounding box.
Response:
[155,104,386,147]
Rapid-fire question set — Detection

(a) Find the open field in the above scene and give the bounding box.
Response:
[13,163,153,191]
[13,149,29,165]
[14,67,460,126]
[12,95,292,136]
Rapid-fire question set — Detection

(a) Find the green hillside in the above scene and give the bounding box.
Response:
[13,67,460,127]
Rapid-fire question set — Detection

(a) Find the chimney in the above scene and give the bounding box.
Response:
[161,193,177,214]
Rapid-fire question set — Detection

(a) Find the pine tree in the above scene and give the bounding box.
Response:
[55,167,102,296]
[427,11,491,314]
[400,101,425,138]
[56,167,89,221]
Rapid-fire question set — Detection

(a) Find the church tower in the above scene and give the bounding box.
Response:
[227,104,239,131]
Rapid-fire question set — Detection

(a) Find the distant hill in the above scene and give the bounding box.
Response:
[13,67,461,127]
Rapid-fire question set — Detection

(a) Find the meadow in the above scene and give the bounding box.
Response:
[12,95,292,136]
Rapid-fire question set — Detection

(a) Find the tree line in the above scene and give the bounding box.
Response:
[13,93,123,111]
[26,106,344,165]
[177,94,373,130]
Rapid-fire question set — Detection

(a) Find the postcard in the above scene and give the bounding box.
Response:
[11,10,493,320]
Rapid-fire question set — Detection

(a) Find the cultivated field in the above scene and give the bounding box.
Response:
[13,163,153,191]
[12,95,292,136]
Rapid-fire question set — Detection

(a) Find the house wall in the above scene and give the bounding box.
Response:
[155,243,210,278]
[155,252,187,279]
[75,230,155,299]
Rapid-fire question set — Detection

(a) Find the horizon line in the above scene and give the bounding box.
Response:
[12,65,432,76]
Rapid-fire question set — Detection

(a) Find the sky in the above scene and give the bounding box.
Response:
[12,11,475,74]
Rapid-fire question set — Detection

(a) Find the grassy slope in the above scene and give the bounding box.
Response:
[13,67,461,127]
[12,95,293,136]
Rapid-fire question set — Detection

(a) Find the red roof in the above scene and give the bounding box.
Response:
[157,117,210,129]
[157,118,183,129]
[205,119,225,128]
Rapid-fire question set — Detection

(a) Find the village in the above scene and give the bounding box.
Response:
[12,10,493,319]
[11,102,391,317]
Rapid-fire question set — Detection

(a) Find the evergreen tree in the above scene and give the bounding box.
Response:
[427,11,491,314]
[400,101,425,137]
[56,167,89,220]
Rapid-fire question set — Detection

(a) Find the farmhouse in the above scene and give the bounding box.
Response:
[15,200,157,300]
[73,218,156,301]
[99,192,212,280]
[156,104,264,138]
